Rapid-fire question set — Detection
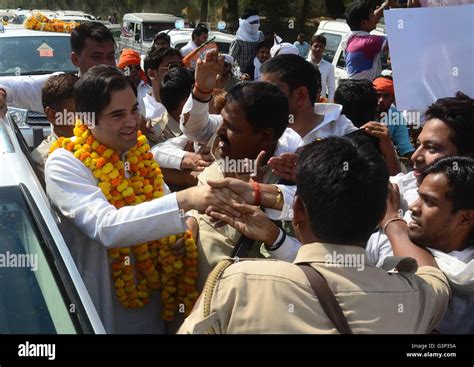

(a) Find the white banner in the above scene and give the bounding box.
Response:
[385,5,474,113]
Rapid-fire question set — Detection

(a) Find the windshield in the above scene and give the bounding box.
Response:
[0,36,76,76]
[143,22,175,42]
[0,186,77,333]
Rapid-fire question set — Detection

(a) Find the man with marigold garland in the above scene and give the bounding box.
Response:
[45,65,246,334]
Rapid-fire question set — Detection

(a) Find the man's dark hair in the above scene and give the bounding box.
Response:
[42,73,79,110]
[192,24,209,40]
[425,91,474,157]
[297,33,305,38]
[261,54,321,104]
[241,9,259,19]
[70,21,115,54]
[74,65,136,120]
[257,40,272,52]
[160,68,195,113]
[345,0,374,31]
[153,32,171,47]
[144,47,182,73]
[334,79,377,128]
[311,35,326,47]
[422,156,474,214]
[297,137,389,244]
[225,81,289,141]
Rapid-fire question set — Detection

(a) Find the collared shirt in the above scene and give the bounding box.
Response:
[180,40,198,57]
[293,41,310,58]
[307,56,336,101]
[45,147,186,333]
[150,112,190,170]
[178,242,450,333]
[229,36,263,73]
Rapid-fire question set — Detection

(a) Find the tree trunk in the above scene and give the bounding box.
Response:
[323,0,346,19]
[200,0,208,23]
[226,0,238,33]
[298,0,311,34]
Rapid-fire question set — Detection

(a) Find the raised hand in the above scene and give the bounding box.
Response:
[194,49,224,95]
[268,153,298,183]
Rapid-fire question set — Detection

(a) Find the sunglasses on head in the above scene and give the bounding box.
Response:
[160,61,184,71]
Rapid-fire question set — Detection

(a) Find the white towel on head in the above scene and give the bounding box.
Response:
[270,42,300,58]
[236,16,261,42]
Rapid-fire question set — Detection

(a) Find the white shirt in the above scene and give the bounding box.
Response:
[319,59,335,102]
[142,93,166,120]
[365,171,474,333]
[152,134,188,170]
[365,171,419,267]
[180,41,197,57]
[307,56,335,102]
[0,72,62,112]
[45,148,186,333]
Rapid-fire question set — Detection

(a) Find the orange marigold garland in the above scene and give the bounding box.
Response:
[50,121,199,321]
[24,13,80,33]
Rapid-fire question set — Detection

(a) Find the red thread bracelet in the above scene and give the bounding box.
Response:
[252,180,261,206]
[194,84,213,95]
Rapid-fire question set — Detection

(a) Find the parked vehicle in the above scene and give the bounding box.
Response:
[0,114,105,334]
[0,26,75,148]
[119,13,185,55]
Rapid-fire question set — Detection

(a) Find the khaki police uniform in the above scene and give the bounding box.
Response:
[146,111,182,146]
[178,242,451,334]
[192,135,280,291]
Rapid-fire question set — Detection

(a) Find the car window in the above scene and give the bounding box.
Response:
[337,51,346,68]
[0,186,77,333]
[143,23,175,42]
[319,32,342,63]
[0,36,76,76]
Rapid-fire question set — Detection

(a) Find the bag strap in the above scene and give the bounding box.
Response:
[297,263,353,334]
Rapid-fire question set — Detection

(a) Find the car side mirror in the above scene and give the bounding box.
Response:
[135,32,140,42]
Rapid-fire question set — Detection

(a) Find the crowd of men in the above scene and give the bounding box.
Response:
[0,0,472,335]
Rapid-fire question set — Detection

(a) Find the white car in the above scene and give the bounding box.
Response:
[0,26,76,148]
[0,114,105,334]
[314,19,390,86]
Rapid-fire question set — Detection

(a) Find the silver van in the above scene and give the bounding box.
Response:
[119,13,185,55]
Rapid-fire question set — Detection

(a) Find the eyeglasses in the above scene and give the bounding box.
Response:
[160,61,184,71]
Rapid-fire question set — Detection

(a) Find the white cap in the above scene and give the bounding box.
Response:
[270,43,299,58]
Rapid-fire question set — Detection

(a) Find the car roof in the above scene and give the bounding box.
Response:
[123,13,182,23]
[0,27,71,37]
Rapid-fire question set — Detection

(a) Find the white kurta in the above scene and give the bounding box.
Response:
[45,148,186,333]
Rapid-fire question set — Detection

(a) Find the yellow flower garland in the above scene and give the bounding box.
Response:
[50,122,199,321]
[24,13,80,33]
